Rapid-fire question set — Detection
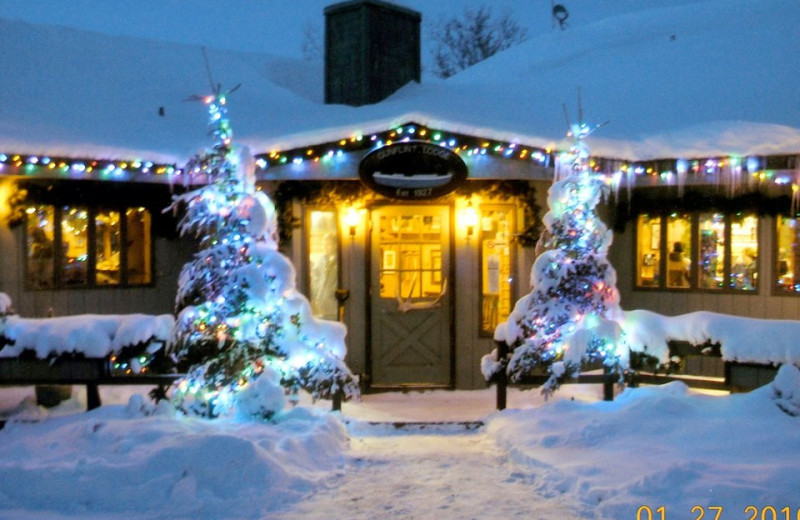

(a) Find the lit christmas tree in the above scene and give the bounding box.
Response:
[169,90,358,419]
[485,117,628,396]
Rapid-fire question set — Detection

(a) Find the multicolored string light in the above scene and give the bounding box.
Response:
[1,122,797,190]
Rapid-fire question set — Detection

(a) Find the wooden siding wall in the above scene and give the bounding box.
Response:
[610,215,800,320]
[0,219,193,318]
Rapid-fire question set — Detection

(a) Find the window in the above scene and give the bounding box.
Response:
[635,211,758,292]
[26,205,55,289]
[480,205,515,335]
[377,211,444,300]
[697,212,725,289]
[776,215,800,294]
[25,204,153,289]
[665,213,691,289]
[635,214,660,287]
[729,213,758,291]
[307,210,339,320]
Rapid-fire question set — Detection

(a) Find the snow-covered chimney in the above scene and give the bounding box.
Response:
[324,0,421,106]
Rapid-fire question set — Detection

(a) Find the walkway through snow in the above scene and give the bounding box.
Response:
[272,427,584,520]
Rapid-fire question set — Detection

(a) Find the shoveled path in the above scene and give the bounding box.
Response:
[271,425,585,520]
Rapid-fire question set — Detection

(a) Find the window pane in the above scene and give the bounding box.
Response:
[665,213,691,288]
[481,206,514,334]
[26,205,55,289]
[61,206,89,286]
[308,210,338,320]
[698,213,725,290]
[636,214,661,287]
[730,213,758,291]
[378,209,443,300]
[776,216,800,293]
[95,210,121,285]
[126,208,152,285]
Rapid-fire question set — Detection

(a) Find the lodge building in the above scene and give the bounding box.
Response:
[1,0,798,391]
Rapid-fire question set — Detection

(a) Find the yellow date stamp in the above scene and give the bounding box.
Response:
[636,505,800,520]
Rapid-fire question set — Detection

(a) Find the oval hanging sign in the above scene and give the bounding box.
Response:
[359,141,468,200]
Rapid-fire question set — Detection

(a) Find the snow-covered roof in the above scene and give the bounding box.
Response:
[0,0,798,166]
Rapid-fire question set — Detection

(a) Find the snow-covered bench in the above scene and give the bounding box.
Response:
[490,310,800,409]
[0,311,177,410]
[622,310,800,391]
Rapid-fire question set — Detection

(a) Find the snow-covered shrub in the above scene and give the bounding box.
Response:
[0,292,12,316]
[772,364,800,416]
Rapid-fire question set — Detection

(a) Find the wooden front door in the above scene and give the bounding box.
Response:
[370,205,452,387]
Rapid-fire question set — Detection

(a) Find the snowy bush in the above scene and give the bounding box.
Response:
[0,292,11,315]
[772,364,800,416]
[169,92,358,420]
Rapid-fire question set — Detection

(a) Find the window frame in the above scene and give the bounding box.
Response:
[634,210,760,294]
[23,204,155,290]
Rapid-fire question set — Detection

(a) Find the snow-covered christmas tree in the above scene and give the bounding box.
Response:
[484,116,628,396]
[169,90,358,419]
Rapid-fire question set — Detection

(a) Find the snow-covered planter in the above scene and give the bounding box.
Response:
[0,292,12,316]
[621,309,800,367]
[0,314,174,373]
[772,364,800,416]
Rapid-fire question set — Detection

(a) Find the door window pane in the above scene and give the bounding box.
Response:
[26,205,55,289]
[730,213,758,291]
[666,213,691,288]
[776,216,800,293]
[126,208,152,285]
[307,210,338,320]
[636,214,661,287]
[480,206,514,335]
[698,213,725,290]
[378,210,443,299]
[61,206,89,286]
[95,210,121,285]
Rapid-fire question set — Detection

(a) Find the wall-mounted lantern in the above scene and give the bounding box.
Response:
[462,200,478,240]
[344,207,360,238]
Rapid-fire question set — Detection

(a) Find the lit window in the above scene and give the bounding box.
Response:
[96,210,121,285]
[61,206,89,286]
[665,213,691,289]
[126,208,152,285]
[24,204,153,290]
[636,210,759,293]
[307,210,339,320]
[480,205,514,335]
[26,205,55,289]
[776,215,800,293]
[636,214,661,287]
[698,213,726,290]
[729,213,758,291]
[377,212,443,300]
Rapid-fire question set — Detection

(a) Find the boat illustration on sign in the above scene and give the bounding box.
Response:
[373,172,454,189]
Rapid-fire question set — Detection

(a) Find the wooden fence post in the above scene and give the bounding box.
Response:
[332,389,342,412]
[602,371,614,401]
[496,341,508,410]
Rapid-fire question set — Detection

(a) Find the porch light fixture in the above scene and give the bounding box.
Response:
[344,207,360,237]
[463,200,478,239]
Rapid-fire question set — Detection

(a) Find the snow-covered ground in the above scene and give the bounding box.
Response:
[1,370,798,520]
